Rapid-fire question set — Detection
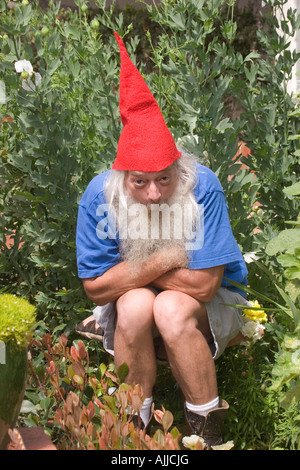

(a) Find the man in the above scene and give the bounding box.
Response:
[76,32,249,446]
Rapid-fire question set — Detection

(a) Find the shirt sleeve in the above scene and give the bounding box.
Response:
[76,196,121,279]
[187,188,243,270]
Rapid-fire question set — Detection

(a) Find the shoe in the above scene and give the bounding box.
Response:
[185,399,229,448]
[131,415,145,430]
[75,315,104,342]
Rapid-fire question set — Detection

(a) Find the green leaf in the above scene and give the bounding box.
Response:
[215,118,234,134]
[266,229,300,256]
[277,253,300,268]
[53,323,67,334]
[280,379,300,409]
[39,396,52,411]
[275,284,300,325]
[288,134,300,140]
[103,395,118,413]
[117,362,129,383]
[162,410,173,432]
[20,400,38,414]
[15,4,33,28]
[288,108,300,117]
[283,182,300,197]
[221,20,237,41]
[284,266,300,280]
[99,363,107,378]
[244,51,261,62]
[15,191,43,203]
[244,63,259,84]
[47,58,61,76]
[223,277,293,318]
[168,13,186,31]
[286,279,300,303]
[23,416,39,427]
[170,426,181,439]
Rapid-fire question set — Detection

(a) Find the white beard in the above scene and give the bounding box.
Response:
[111,185,199,270]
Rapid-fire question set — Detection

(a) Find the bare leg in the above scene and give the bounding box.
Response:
[114,288,156,397]
[153,290,218,405]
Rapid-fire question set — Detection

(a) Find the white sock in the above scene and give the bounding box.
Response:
[139,396,153,426]
[109,387,153,425]
[186,396,219,417]
[125,396,153,426]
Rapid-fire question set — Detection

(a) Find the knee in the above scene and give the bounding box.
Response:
[116,288,155,337]
[153,291,196,341]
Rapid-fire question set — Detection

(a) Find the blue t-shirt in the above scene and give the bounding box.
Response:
[76,164,248,297]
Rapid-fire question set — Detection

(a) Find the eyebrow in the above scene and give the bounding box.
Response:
[130,170,171,177]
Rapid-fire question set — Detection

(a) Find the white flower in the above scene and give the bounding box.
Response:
[14,59,33,74]
[211,440,234,450]
[243,251,259,264]
[240,319,265,347]
[182,434,205,450]
[14,59,41,91]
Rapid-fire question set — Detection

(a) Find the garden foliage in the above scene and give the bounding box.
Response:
[24,332,184,450]
[0,293,36,347]
[0,0,299,449]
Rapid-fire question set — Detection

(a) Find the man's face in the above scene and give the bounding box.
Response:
[124,165,178,205]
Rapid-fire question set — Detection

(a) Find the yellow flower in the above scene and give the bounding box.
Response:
[243,300,267,323]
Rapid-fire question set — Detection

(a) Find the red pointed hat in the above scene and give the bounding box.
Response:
[113,32,181,171]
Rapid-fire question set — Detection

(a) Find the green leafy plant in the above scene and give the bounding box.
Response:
[266,181,300,305]
[23,330,237,450]
[1,0,298,329]
[263,182,300,445]
[222,180,300,449]
[217,342,276,450]
[0,0,120,331]
[1,0,299,450]
[23,331,183,450]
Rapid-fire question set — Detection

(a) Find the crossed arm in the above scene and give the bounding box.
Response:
[82,246,224,306]
[151,265,224,303]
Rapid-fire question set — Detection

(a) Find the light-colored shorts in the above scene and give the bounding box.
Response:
[93,287,250,360]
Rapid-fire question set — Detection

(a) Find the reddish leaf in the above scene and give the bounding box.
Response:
[70,345,79,361]
[99,436,108,450]
[42,333,52,347]
[72,360,86,378]
[77,340,86,359]
[1,116,13,123]
[59,334,68,348]
[95,398,104,409]
[87,401,95,420]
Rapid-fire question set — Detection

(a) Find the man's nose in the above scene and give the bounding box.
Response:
[148,182,161,202]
